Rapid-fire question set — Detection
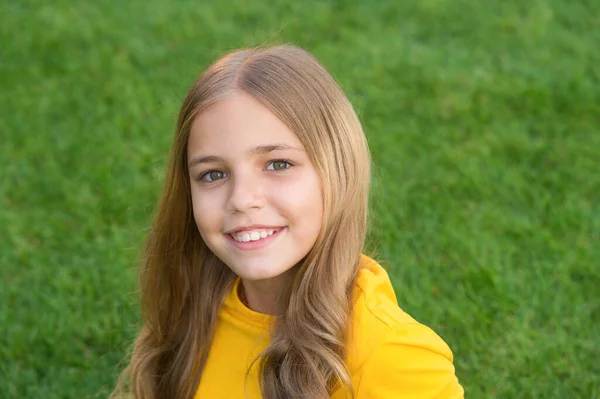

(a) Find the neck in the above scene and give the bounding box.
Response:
[238,269,295,315]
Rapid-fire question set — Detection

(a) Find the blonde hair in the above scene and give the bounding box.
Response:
[112,44,371,399]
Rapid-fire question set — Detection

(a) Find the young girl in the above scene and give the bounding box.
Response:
[113,45,464,399]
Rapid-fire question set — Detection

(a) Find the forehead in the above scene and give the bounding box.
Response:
[188,93,304,156]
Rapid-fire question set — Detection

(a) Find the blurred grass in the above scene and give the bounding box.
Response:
[1,0,599,397]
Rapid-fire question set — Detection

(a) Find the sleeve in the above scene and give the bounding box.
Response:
[355,322,464,399]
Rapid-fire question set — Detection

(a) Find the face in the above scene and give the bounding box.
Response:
[187,92,324,283]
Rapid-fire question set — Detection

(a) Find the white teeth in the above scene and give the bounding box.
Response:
[233,229,278,243]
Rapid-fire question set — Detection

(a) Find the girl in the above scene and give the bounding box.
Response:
[113,45,463,398]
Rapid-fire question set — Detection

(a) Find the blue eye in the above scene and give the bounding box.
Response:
[267,160,292,171]
[201,170,227,182]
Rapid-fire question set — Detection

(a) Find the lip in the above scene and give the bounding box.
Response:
[224,224,283,235]
[225,227,286,251]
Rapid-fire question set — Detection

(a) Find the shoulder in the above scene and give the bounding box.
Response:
[353,322,464,398]
[346,255,464,399]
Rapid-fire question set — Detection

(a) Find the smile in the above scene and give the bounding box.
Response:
[225,227,286,250]
[231,228,279,243]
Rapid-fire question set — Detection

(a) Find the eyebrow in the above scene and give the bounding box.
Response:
[188,144,304,168]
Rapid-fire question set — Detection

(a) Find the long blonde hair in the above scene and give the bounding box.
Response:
[113,44,371,399]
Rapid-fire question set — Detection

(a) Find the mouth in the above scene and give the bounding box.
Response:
[228,227,283,243]
[225,227,286,250]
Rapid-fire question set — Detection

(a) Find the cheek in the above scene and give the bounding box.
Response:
[305,171,324,215]
[190,189,220,232]
[283,173,323,230]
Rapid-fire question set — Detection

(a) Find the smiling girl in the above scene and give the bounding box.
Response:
[113,45,463,398]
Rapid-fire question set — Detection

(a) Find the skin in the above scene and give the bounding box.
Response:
[187,92,324,315]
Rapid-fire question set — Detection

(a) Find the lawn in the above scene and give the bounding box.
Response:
[1,0,598,397]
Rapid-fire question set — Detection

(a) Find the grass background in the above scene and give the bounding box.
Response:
[1,0,599,397]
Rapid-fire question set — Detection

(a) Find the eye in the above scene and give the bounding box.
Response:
[201,170,227,182]
[266,160,292,171]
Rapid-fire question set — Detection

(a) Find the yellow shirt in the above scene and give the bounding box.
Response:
[195,255,464,398]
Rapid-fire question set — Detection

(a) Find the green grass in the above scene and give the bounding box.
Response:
[1,0,599,397]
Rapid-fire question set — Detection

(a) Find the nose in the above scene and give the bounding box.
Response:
[226,170,265,214]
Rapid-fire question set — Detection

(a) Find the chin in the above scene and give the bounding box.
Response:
[227,259,290,281]
[235,267,285,281]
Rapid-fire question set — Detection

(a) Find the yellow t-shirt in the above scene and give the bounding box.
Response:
[194,255,464,398]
